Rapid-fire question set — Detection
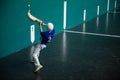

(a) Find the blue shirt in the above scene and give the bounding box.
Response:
[40,29,55,45]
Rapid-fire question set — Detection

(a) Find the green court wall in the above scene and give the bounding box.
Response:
[0,0,118,58]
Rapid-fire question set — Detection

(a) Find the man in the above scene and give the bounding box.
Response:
[27,10,55,72]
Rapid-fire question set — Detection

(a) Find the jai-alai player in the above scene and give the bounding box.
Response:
[27,10,55,72]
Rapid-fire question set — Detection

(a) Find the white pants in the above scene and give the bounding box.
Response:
[30,44,46,67]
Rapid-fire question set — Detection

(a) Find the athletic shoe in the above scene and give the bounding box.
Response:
[34,65,43,72]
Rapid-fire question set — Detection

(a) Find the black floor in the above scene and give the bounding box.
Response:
[0,9,120,80]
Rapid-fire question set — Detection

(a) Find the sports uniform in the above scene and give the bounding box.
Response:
[27,10,55,72]
[31,23,55,72]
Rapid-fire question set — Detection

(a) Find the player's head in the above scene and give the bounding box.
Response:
[47,22,54,31]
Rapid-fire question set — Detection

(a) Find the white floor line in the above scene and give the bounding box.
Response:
[65,30,120,38]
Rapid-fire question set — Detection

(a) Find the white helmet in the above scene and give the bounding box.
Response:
[47,22,54,31]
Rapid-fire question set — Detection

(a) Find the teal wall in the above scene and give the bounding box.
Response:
[66,0,116,29]
[0,0,119,58]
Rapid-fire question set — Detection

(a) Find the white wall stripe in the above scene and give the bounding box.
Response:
[83,9,86,22]
[97,5,100,16]
[30,25,35,43]
[63,1,67,30]
[107,0,110,11]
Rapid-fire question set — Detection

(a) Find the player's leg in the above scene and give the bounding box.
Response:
[30,45,35,63]
[32,44,46,72]
[32,44,41,68]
